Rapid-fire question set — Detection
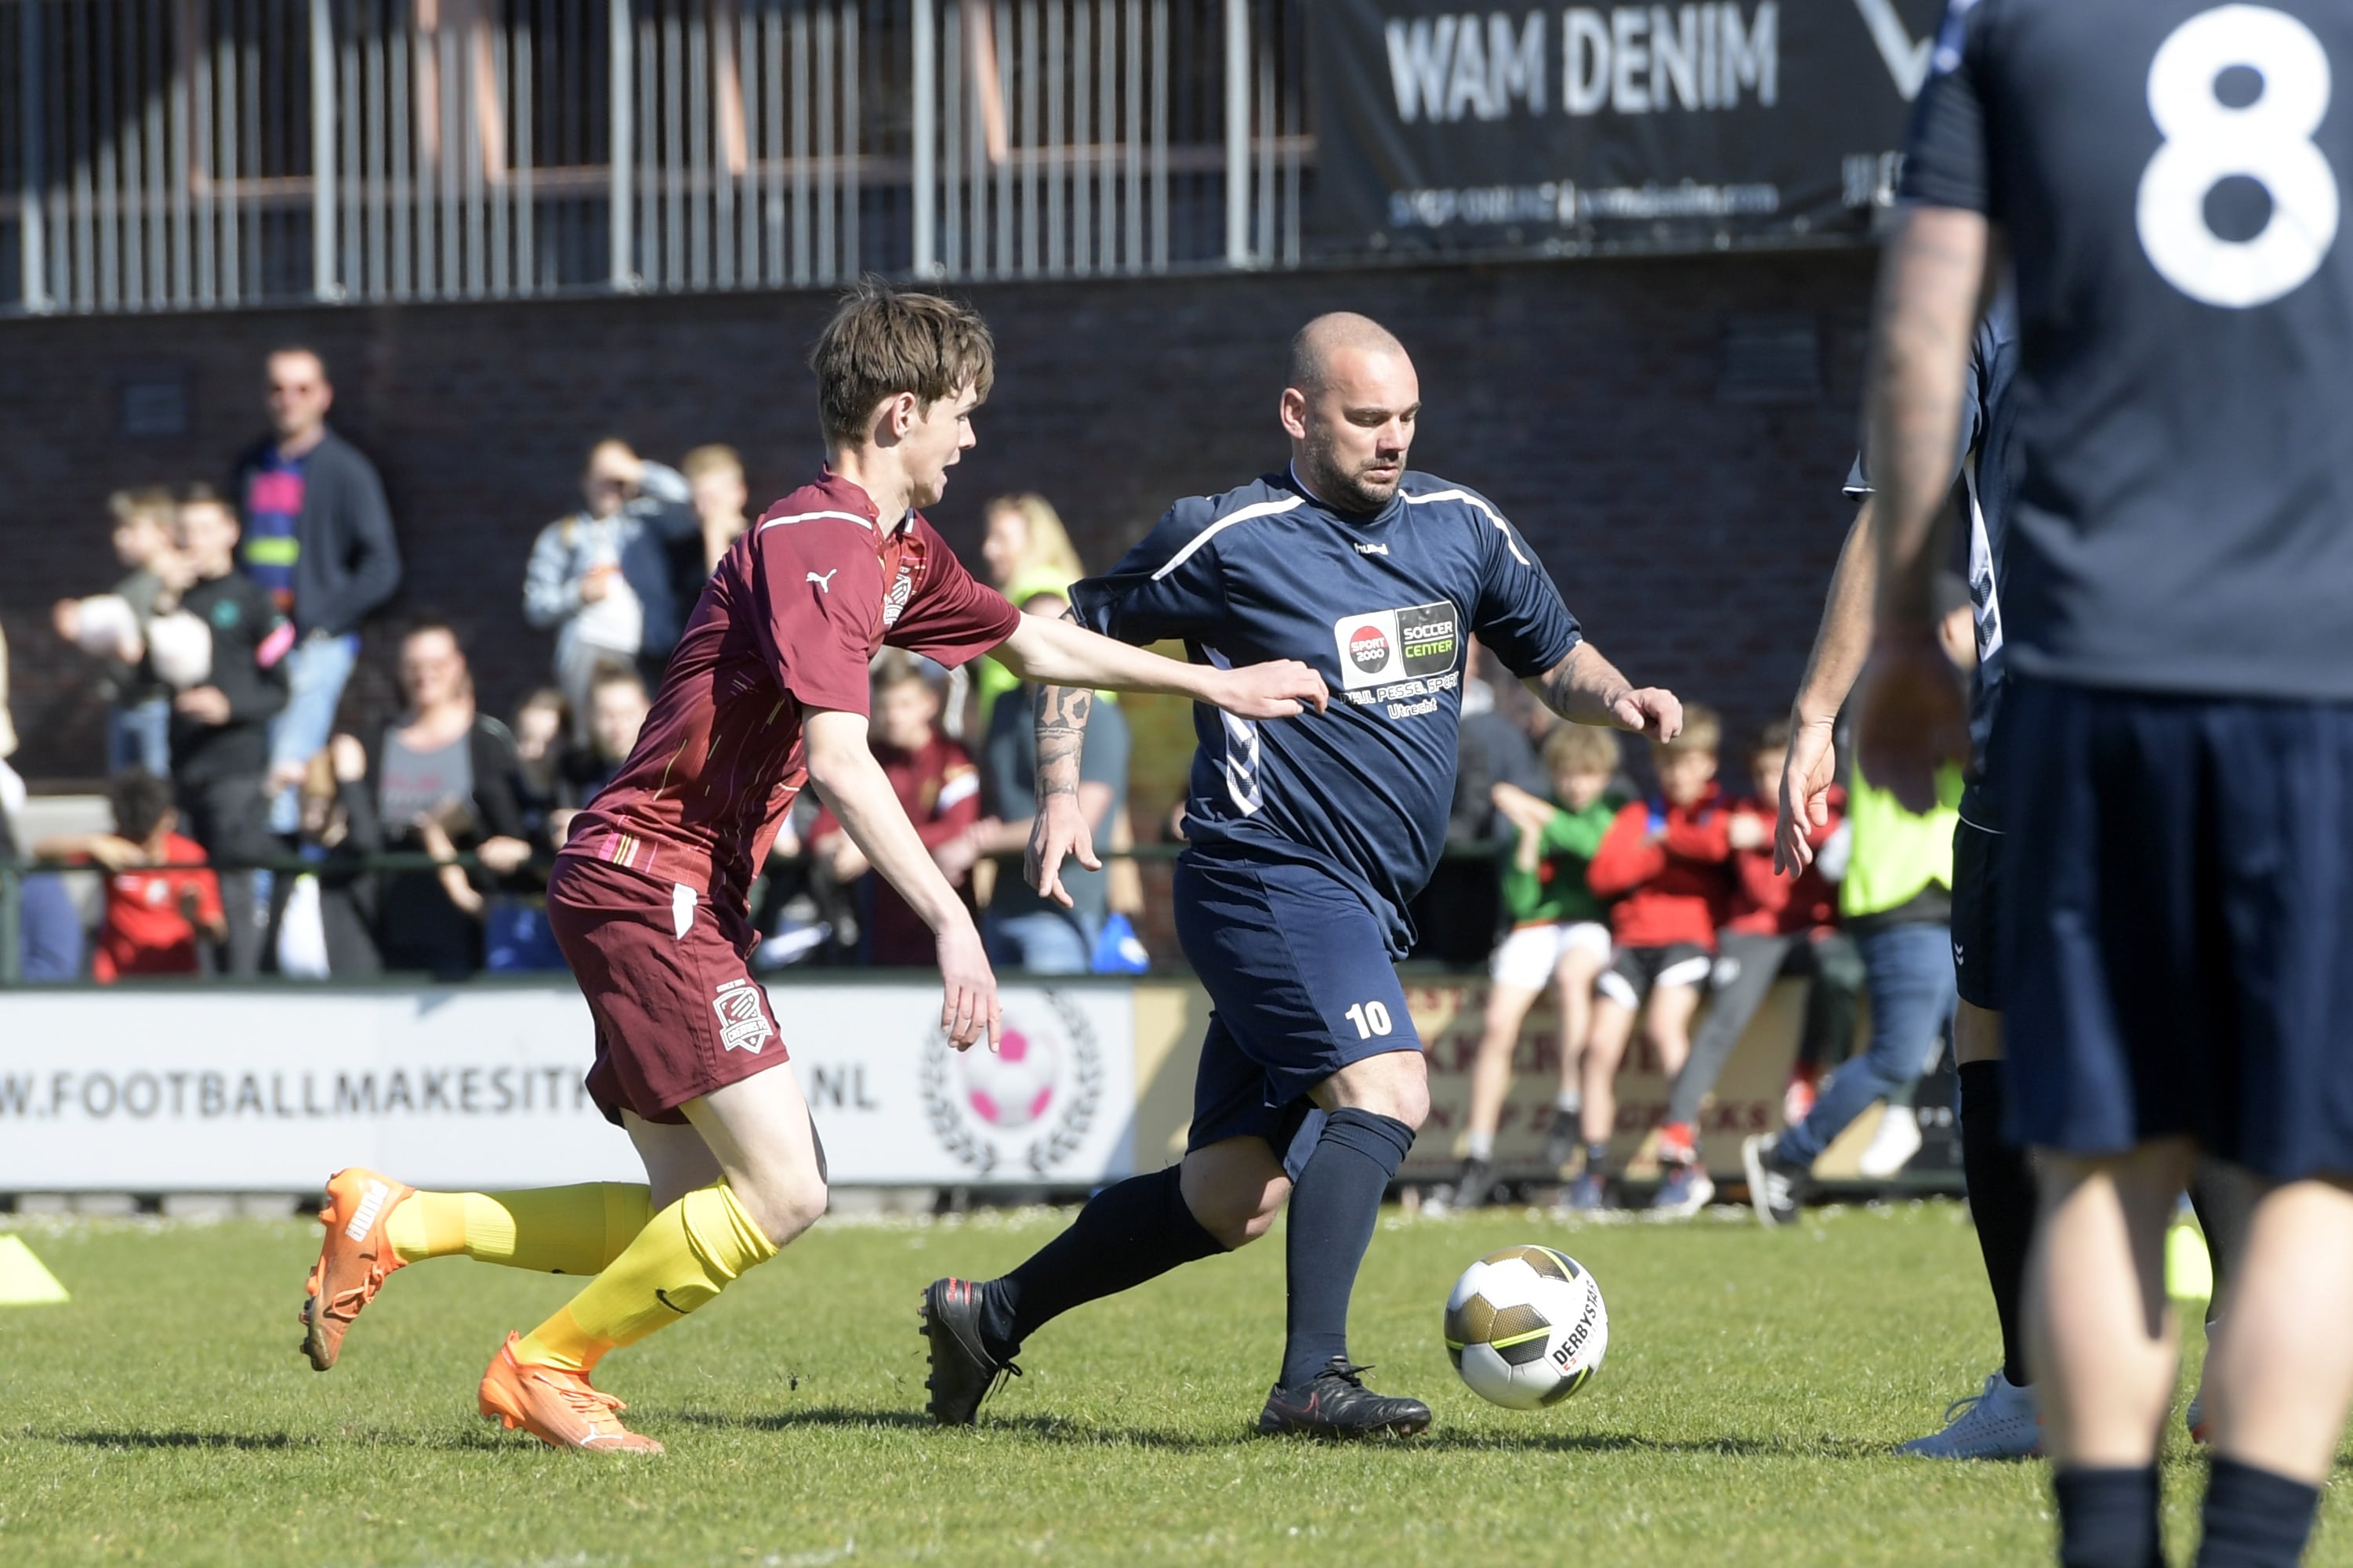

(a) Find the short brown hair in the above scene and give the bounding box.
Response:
[109,486,176,530]
[682,444,743,485]
[1750,719,1793,759]
[1655,703,1721,759]
[810,280,995,448]
[1543,723,1621,779]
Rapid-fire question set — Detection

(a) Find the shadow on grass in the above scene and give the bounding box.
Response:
[53,1430,317,1451]
[665,1406,1888,1460]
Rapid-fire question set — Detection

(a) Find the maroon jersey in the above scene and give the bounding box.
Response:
[564,469,1021,914]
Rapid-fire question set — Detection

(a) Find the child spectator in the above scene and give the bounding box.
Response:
[51,487,180,775]
[807,654,982,966]
[1441,722,1624,1211]
[680,443,752,580]
[158,487,292,976]
[1573,704,1738,1210]
[1647,721,1865,1216]
[522,439,700,733]
[509,687,571,847]
[264,737,385,978]
[34,769,227,982]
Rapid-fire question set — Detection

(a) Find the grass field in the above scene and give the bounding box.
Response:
[0,1200,2333,1568]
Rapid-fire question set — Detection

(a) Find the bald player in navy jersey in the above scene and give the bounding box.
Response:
[1865,2,2353,1563]
[919,313,1682,1439]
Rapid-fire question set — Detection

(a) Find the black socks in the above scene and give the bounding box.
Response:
[2054,1466,2165,1568]
[2195,1458,2319,1568]
[1957,1060,2039,1386]
[1280,1108,1416,1388]
[979,1164,1223,1358]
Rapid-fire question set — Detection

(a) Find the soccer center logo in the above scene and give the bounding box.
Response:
[919,992,1104,1177]
[1332,600,1459,690]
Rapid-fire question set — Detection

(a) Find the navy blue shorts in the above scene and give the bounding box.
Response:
[1949,816,2006,1012]
[1996,678,2353,1179]
[1173,850,1422,1179]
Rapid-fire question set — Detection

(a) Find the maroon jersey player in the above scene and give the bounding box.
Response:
[294,283,1327,1455]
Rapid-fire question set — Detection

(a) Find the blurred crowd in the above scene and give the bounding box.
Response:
[0,346,1157,986]
[0,346,1982,1208]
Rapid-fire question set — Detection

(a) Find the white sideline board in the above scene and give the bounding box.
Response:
[0,983,1134,1192]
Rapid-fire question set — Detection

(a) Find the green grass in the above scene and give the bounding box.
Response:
[0,1201,2331,1567]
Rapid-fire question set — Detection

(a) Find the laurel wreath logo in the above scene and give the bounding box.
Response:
[919,990,1103,1178]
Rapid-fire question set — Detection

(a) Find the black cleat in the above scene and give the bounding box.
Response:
[1742,1133,1810,1228]
[1256,1357,1431,1439]
[920,1276,1020,1425]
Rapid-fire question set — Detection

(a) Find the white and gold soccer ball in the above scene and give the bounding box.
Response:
[1443,1245,1608,1410]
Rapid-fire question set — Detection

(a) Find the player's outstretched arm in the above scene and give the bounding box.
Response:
[1524,642,1682,741]
[1858,204,1983,811]
[1775,498,1879,875]
[804,709,1001,1052]
[994,610,1329,719]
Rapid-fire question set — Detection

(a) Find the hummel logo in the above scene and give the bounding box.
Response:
[1353,541,1389,556]
[345,1179,392,1242]
[807,569,839,592]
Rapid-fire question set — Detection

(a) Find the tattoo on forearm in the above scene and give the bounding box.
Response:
[1033,683,1092,803]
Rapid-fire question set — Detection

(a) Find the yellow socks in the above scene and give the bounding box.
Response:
[513,1181,778,1373]
[383,1184,653,1275]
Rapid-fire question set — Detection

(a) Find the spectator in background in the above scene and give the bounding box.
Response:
[353,619,532,976]
[971,493,1086,729]
[34,769,226,983]
[683,443,752,576]
[509,687,571,847]
[1743,582,1972,1222]
[1416,645,1548,964]
[1575,705,1741,1211]
[808,654,982,966]
[158,487,292,976]
[232,346,404,827]
[0,621,78,980]
[546,662,652,846]
[264,735,383,979]
[942,589,1132,974]
[1648,720,1863,1217]
[1441,722,1625,1211]
[522,438,700,733]
[51,487,179,775]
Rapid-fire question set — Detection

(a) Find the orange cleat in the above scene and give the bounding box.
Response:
[477,1334,664,1454]
[299,1167,415,1371]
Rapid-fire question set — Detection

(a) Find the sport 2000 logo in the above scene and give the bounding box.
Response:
[919,992,1103,1178]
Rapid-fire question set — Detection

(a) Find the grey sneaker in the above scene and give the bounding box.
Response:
[1649,1164,1716,1219]
[1741,1134,1805,1227]
[1898,1371,2041,1459]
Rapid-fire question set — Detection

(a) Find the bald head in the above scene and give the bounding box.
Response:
[1285,312,1409,397]
[1279,313,1420,513]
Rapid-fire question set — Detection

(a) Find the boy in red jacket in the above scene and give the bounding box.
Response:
[1571,705,1739,1210]
[1648,721,1864,1216]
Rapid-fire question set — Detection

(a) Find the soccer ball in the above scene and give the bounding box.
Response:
[1443,1245,1609,1410]
[955,1023,1060,1130]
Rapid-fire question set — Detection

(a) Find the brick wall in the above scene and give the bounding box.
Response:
[0,248,1877,789]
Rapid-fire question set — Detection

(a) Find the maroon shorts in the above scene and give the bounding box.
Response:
[546,853,789,1127]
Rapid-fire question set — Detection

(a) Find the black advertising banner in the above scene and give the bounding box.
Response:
[1308,0,1949,256]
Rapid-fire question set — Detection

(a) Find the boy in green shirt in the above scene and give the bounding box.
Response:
[1441,723,1623,1208]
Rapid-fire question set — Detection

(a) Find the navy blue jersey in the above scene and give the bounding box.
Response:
[1847,295,2021,823]
[1905,0,2353,701]
[1071,469,1583,956]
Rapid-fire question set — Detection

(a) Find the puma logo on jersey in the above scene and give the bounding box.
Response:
[1353,541,1390,556]
[344,1179,393,1241]
[806,569,839,592]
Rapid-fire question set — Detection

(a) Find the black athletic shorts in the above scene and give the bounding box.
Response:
[1949,816,2005,1012]
[1996,677,2353,1179]
[1596,942,1712,1012]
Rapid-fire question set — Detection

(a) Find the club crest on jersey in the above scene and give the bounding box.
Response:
[881,562,916,627]
[1332,600,1460,690]
[711,978,773,1054]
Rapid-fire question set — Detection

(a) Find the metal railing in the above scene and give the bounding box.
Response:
[0,0,1309,315]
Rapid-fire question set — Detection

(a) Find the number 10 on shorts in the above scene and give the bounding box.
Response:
[1345,1001,1394,1039]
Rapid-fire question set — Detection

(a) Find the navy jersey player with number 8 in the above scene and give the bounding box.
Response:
[922,313,1681,1438]
[1866,2,2353,1564]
